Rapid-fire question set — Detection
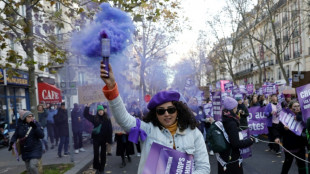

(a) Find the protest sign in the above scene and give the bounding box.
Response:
[240,129,252,159]
[247,106,268,135]
[203,103,213,118]
[212,91,222,121]
[224,81,233,92]
[278,108,304,136]
[143,142,194,174]
[296,83,310,122]
[78,84,106,104]
[247,84,254,95]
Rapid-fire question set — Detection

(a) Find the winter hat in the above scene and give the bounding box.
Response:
[223,97,238,110]
[61,102,65,106]
[18,110,33,120]
[97,105,104,111]
[147,91,180,110]
[284,94,291,98]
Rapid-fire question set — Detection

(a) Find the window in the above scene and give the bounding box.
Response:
[20,5,26,17]
[278,68,282,80]
[55,27,62,41]
[78,72,85,85]
[55,2,61,11]
[286,65,290,78]
[10,37,14,50]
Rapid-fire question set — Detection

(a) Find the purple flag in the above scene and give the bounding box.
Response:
[212,91,222,121]
[240,129,252,159]
[143,142,194,174]
[278,108,304,136]
[247,106,268,135]
[296,84,310,122]
[246,84,254,95]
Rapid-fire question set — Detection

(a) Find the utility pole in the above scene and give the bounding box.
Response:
[65,60,74,162]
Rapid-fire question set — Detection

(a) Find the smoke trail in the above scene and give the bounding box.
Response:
[71,3,135,58]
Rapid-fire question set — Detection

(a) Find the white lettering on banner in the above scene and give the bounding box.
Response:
[164,157,173,174]
[300,89,310,99]
[248,123,265,131]
[176,158,185,174]
[304,104,310,109]
[184,160,192,174]
[42,90,59,100]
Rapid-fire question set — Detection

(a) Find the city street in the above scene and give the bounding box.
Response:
[83,138,299,174]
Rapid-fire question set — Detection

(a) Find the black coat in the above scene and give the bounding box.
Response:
[83,107,113,143]
[71,107,83,133]
[218,109,253,174]
[114,133,135,156]
[10,120,44,161]
[237,103,249,129]
[54,108,69,137]
[38,110,48,127]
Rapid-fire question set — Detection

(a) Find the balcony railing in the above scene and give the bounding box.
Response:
[292,30,299,38]
[235,68,252,77]
[293,51,300,58]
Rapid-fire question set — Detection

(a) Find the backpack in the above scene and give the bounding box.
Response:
[206,121,230,153]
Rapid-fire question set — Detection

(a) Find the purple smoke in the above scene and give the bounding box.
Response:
[71,3,135,58]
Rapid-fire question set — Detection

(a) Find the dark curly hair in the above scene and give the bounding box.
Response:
[143,101,197,131]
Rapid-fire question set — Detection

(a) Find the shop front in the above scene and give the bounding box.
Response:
[37,82,62,104]
[0,69,30,130]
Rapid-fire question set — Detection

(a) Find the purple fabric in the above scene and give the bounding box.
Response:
[248,106,268,135]
[278,108,304,136]
[224,82,233,92]
[264,103,273,127]
[240,129,252,159]
[223,97,238,110]
[143,142,194,174]
[13,143,20,161]
[128,119,147,144]
[147,91,180,110]
[296,84,310,122]
[212,91,222,121]
[247,84,254,95]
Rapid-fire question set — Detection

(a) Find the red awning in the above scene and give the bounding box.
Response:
[38,82,62,104]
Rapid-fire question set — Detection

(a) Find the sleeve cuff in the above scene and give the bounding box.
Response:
[102,83,119,100]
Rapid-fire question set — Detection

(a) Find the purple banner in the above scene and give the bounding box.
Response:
[247,106,268,135]
[212,91,222,121]
[246,84,254,95]
[203,103,213,118]
[232,85,240,95]
[296,84,310,122]
[143,142,194,174]
[240,129,252,159]
[224,82,233,92]
[278,109,304,136]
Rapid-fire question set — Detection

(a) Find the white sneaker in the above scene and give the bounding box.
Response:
[209,150,214,156]
[255,138,259,143]
[137,153,141,157]
[75,149,79,154]
[79,148,86,152]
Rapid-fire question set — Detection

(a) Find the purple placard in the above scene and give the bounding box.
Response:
[212,91,222,121]
[246,84,254,95]
[247,106,268,135]
[232,85,240,95]
[264,85,276,95]
[143,142,194,174]
[203,103,213,118]
[240,129,252,159]
[239,85,247,94]
[296,84,310,122]
[224,82,233,92]
[278,108,304,136]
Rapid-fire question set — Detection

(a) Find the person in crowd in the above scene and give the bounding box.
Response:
[37,104,48,153]
[115,132,135,168]
[100,63,210,174]
[129,102,142,156]
[258,95,267,106]
[54,102,69,158]
[236,98,249,130]
[281,94,292,109]
[84,104,113,174]
[264,94,281,155]
[9,110,44,174]
[218,97,254,174]
[249,96,261,107]
[71,103,86,154]
[46,104,57,149]
[279,101,306,174]
[195,105,206,134]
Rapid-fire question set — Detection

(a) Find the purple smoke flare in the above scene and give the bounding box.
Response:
[71,3,135,58]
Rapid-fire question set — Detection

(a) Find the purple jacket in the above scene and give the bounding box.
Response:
[264,103,273,127]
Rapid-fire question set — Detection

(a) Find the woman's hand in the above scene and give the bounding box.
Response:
[100,62,116,90]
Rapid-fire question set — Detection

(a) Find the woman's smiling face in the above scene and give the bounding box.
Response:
[156,102,178,127]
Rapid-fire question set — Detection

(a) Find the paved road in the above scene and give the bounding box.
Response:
[83,139,300,174]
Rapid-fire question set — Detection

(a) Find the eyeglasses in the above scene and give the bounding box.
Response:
[156,107,177,115]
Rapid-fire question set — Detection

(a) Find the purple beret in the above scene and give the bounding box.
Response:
[223,97,238,110]
[147,91,180,110]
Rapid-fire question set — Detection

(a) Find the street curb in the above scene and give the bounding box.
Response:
[64,153,93,174]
